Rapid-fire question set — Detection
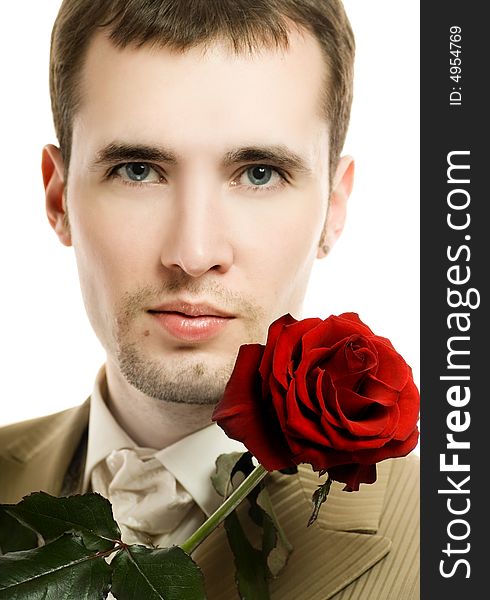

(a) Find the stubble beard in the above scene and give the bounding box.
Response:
[117,342,237,405]
[113,280,265,406]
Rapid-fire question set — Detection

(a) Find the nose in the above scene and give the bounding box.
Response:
[160,187,234,278]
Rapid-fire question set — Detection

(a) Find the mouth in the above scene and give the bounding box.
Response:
[147,301,235,342]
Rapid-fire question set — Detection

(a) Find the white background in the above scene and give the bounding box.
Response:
[0,1,419,433]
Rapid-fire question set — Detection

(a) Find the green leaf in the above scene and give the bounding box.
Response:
[0,508,38,554]
[211,452,246,498]
[111,545,207,600]
[224,511,270,600]
[256,488,293,577]
[1,492,120,552]
[0,532,112,600]
[308,477,332,527]
[211,452,291,591]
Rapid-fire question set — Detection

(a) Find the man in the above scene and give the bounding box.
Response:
[0,1,419,598]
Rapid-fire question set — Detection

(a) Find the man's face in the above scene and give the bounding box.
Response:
[46,28,350,405]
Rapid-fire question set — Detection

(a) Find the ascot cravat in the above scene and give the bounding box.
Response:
[90,447,203,547]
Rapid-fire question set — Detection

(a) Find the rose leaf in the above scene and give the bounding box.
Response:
[0,532,112,599]
[224,511,271,600]
[111,545,207,600]
[0,507,39,554]
[0,491,120,552]
[256,487,293,577]
[211,452,249,498]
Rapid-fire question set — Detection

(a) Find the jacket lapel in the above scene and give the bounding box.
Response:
[270,461,392,599]
[0,400,90,503]
[195,461,392,599]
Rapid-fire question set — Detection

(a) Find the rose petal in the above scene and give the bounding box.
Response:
[374,335,396,350]
[293,445,339,471]
[301,319,349,354]
[337,313,376,336]
[301,314,375,355]
[319,422,392,451]
[359,374,401,407]
[371,338,410,390]
[271,318,321,388]
[392,374,420,440]
[283,379,330,446]
[320,337,377,388]
[344,335,378,372]
[317,369,343,429]
[329,384,376,419]
[212,344,294,471]
[269,375,290,434]
[352,429,420,464]
[259,314,297,386]
[327,463,378,491]
[334,388,400,438]
[294,346,339,412]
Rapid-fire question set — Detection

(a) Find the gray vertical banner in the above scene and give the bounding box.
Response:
[421,2,487,597]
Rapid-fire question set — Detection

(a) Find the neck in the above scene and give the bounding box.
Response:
[104,360,216,449]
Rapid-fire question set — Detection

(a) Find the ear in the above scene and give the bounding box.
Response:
[317,155,355,258]
[42,144,72,247]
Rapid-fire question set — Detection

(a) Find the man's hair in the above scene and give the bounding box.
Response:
[50,0,355,181]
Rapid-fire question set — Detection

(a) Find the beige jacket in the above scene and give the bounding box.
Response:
[0,401,419,599]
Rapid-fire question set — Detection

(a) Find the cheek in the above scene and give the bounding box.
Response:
[237,194,325,310]
[68,192,157,328]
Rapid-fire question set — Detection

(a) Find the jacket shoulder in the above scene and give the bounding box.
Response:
[0,401,90,503]
[0,405,86,447]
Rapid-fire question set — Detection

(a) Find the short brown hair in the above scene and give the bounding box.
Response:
[50,0,355,180]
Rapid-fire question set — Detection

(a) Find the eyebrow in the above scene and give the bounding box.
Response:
[92,143,178,169]
[222,145,312,175]
[91,142,312,175]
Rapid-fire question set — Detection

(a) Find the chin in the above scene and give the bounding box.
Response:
[117,342,235,405]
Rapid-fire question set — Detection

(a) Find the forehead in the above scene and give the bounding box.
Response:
[72,27,329,162]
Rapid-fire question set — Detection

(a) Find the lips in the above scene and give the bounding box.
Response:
[148,301,234,342]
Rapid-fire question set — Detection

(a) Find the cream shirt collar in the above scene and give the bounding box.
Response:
[83,366,247,517]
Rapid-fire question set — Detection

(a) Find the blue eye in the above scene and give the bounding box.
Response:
[124,163,151,181]
[233,165,285,192]
[112,162,162,184]
[246,166,272,186]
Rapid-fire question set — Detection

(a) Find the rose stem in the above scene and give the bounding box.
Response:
[180,463,268,555]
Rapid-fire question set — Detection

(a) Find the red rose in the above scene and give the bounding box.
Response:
[212,312,419,491]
